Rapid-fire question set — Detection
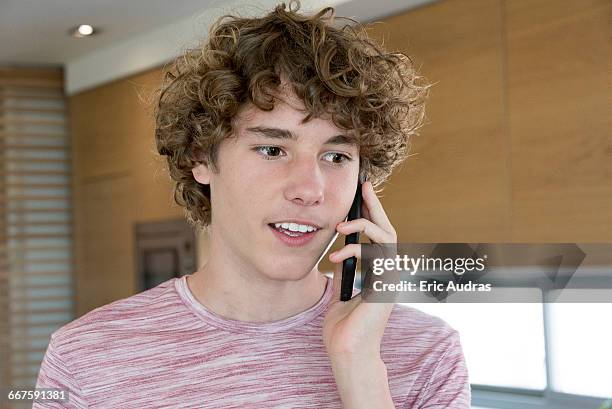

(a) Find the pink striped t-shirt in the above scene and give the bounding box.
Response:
[34,275,471,408]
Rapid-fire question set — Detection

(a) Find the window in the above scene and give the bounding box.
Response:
[0,68,74,395]
[548,293,612,398]
[403,286,612,408]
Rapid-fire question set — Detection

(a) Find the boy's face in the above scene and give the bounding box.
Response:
[192,91,360,281]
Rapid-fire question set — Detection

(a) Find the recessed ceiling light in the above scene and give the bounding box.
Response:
[70,24,96,38]
[78,25,94,36]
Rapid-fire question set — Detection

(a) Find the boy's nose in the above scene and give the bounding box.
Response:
[284,160,325,206]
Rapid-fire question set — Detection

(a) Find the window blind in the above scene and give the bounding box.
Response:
[0,68,74,398]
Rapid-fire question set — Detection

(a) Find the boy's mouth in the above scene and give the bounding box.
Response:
[268,222,320,236]
[267,222,321,247]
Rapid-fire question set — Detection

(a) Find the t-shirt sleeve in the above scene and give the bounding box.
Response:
[413,330,471,409]
[33,334,88,409]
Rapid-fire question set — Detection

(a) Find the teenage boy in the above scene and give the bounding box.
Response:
[35,2,470,408]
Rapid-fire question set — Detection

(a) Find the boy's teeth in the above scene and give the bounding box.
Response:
[273,222,317,233]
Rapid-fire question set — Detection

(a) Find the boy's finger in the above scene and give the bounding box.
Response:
[362,181,394,233]
[331,262,342,301]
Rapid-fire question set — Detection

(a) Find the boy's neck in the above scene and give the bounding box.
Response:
[186,264,329,323]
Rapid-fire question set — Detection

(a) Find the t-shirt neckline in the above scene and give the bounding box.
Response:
[175,274,333,334]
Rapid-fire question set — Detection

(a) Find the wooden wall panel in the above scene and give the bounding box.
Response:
[74,176,135,314]
[366,0,509,242]
[506,0,612,241]
[69,69,184,316]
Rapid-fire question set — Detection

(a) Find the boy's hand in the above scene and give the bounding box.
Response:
[323,180,397,360]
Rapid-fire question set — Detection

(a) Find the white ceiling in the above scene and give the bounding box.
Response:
[0,0,225,65]
[0,0,436,94]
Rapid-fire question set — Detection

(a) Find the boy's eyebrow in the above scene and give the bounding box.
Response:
[246,126,356,146]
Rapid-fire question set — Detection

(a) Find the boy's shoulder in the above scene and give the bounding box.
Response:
[50,277,185,347]
[382,304,465,380]
[384,303,461,349]
[388,303,456,335]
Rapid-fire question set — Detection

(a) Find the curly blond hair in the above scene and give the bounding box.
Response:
[154,0,430,229]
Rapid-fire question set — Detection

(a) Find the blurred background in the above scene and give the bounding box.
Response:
[0,0,610,408]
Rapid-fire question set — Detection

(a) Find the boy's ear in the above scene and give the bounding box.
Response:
[192,162,211,185]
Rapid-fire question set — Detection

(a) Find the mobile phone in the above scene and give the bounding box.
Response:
[340,172,365,301]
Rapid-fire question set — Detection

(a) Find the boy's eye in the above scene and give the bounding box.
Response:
[257,146,280,156]
[253,146,351,165]
[323,152,351,164]
[256,146,284,158]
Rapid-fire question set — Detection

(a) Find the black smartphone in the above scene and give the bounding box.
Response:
[340,172,365,301]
